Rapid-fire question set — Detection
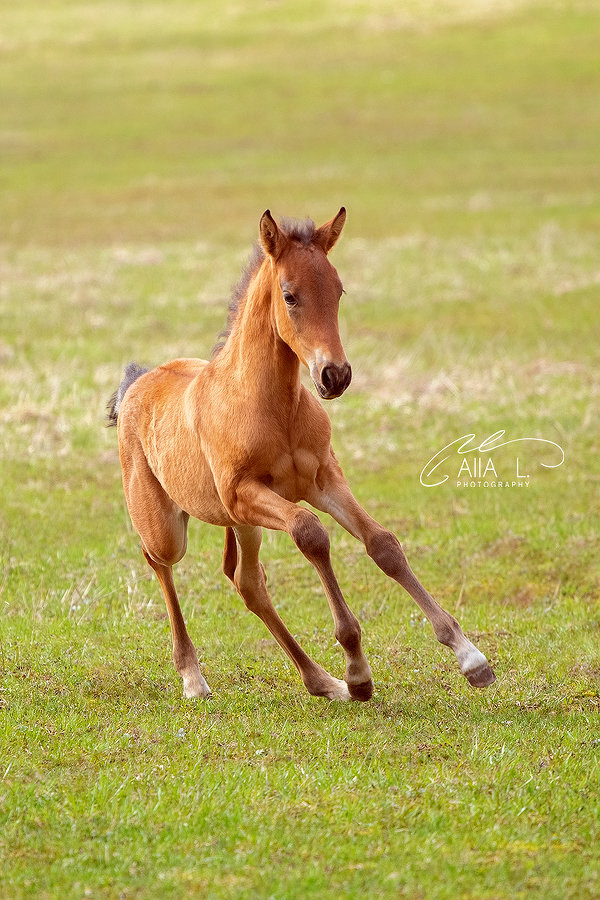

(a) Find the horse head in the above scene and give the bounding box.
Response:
[259,207,352,400]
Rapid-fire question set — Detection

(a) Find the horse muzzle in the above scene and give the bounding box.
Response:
[312,361,352,400]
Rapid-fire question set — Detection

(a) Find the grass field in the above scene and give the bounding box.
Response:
[1,1,599,897]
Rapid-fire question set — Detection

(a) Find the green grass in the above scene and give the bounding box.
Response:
[1,1,599,897]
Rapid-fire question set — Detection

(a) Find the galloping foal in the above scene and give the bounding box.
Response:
[108,208,496,701]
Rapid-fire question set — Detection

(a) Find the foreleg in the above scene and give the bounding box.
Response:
[222,526,351,700]
[307,465,496,688]
[224,483,373,700]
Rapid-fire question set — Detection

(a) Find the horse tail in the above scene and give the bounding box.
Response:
[106,362,149,427]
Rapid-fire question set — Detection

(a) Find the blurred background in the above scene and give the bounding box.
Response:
[3,0,598,246]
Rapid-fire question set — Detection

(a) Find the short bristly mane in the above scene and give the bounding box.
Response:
[211,217,317,358]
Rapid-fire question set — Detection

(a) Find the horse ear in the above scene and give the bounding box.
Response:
[315,207,346,253]
[259,209,283,258]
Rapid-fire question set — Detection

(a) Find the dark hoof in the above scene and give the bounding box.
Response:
[348,680,374,702]
[466,663,496,689]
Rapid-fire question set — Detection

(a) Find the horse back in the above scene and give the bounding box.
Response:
[120,358,207,415]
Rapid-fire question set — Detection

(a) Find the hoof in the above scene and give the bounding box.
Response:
[466,663,496,689]
[183,686,212,699]
[348,680,374,702]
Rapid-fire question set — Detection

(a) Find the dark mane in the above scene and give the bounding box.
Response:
[211,242,265,358]
[211,217,317,358]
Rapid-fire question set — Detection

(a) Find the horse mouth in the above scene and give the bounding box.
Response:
[313,382,340,400]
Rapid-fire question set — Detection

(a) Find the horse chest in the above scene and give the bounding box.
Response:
[270,447,321,499]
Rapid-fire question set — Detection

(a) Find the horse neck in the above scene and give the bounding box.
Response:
[217,261,301,405]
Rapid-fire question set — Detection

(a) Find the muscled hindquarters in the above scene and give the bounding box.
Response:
[109,208,495,700]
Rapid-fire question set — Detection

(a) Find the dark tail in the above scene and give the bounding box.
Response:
[106,362,149,427]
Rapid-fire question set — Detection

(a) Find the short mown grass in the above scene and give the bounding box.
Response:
[1,1,599,897]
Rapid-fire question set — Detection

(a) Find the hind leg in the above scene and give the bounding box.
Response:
[142,552,211,699]
[121,446,210,698]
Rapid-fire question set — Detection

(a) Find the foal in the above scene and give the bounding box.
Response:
[108,208,495,700]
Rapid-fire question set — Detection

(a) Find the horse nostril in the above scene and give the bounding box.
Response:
[321,364,335,393]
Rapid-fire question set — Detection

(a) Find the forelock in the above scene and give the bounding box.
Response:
[279,217,317,246]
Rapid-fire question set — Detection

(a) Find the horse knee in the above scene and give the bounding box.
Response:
[239,589,263,615]
[367,529,409,580]
[290,511,330,562]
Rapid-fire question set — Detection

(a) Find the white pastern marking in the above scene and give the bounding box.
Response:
[182,672,212,699]
[456,642,488,675]
[326,678,351,701]
[345,658,373,685]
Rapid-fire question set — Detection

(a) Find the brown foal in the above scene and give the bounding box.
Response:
[108,208,496,700]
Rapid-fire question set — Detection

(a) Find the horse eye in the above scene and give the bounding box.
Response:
[283,291,296,307]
